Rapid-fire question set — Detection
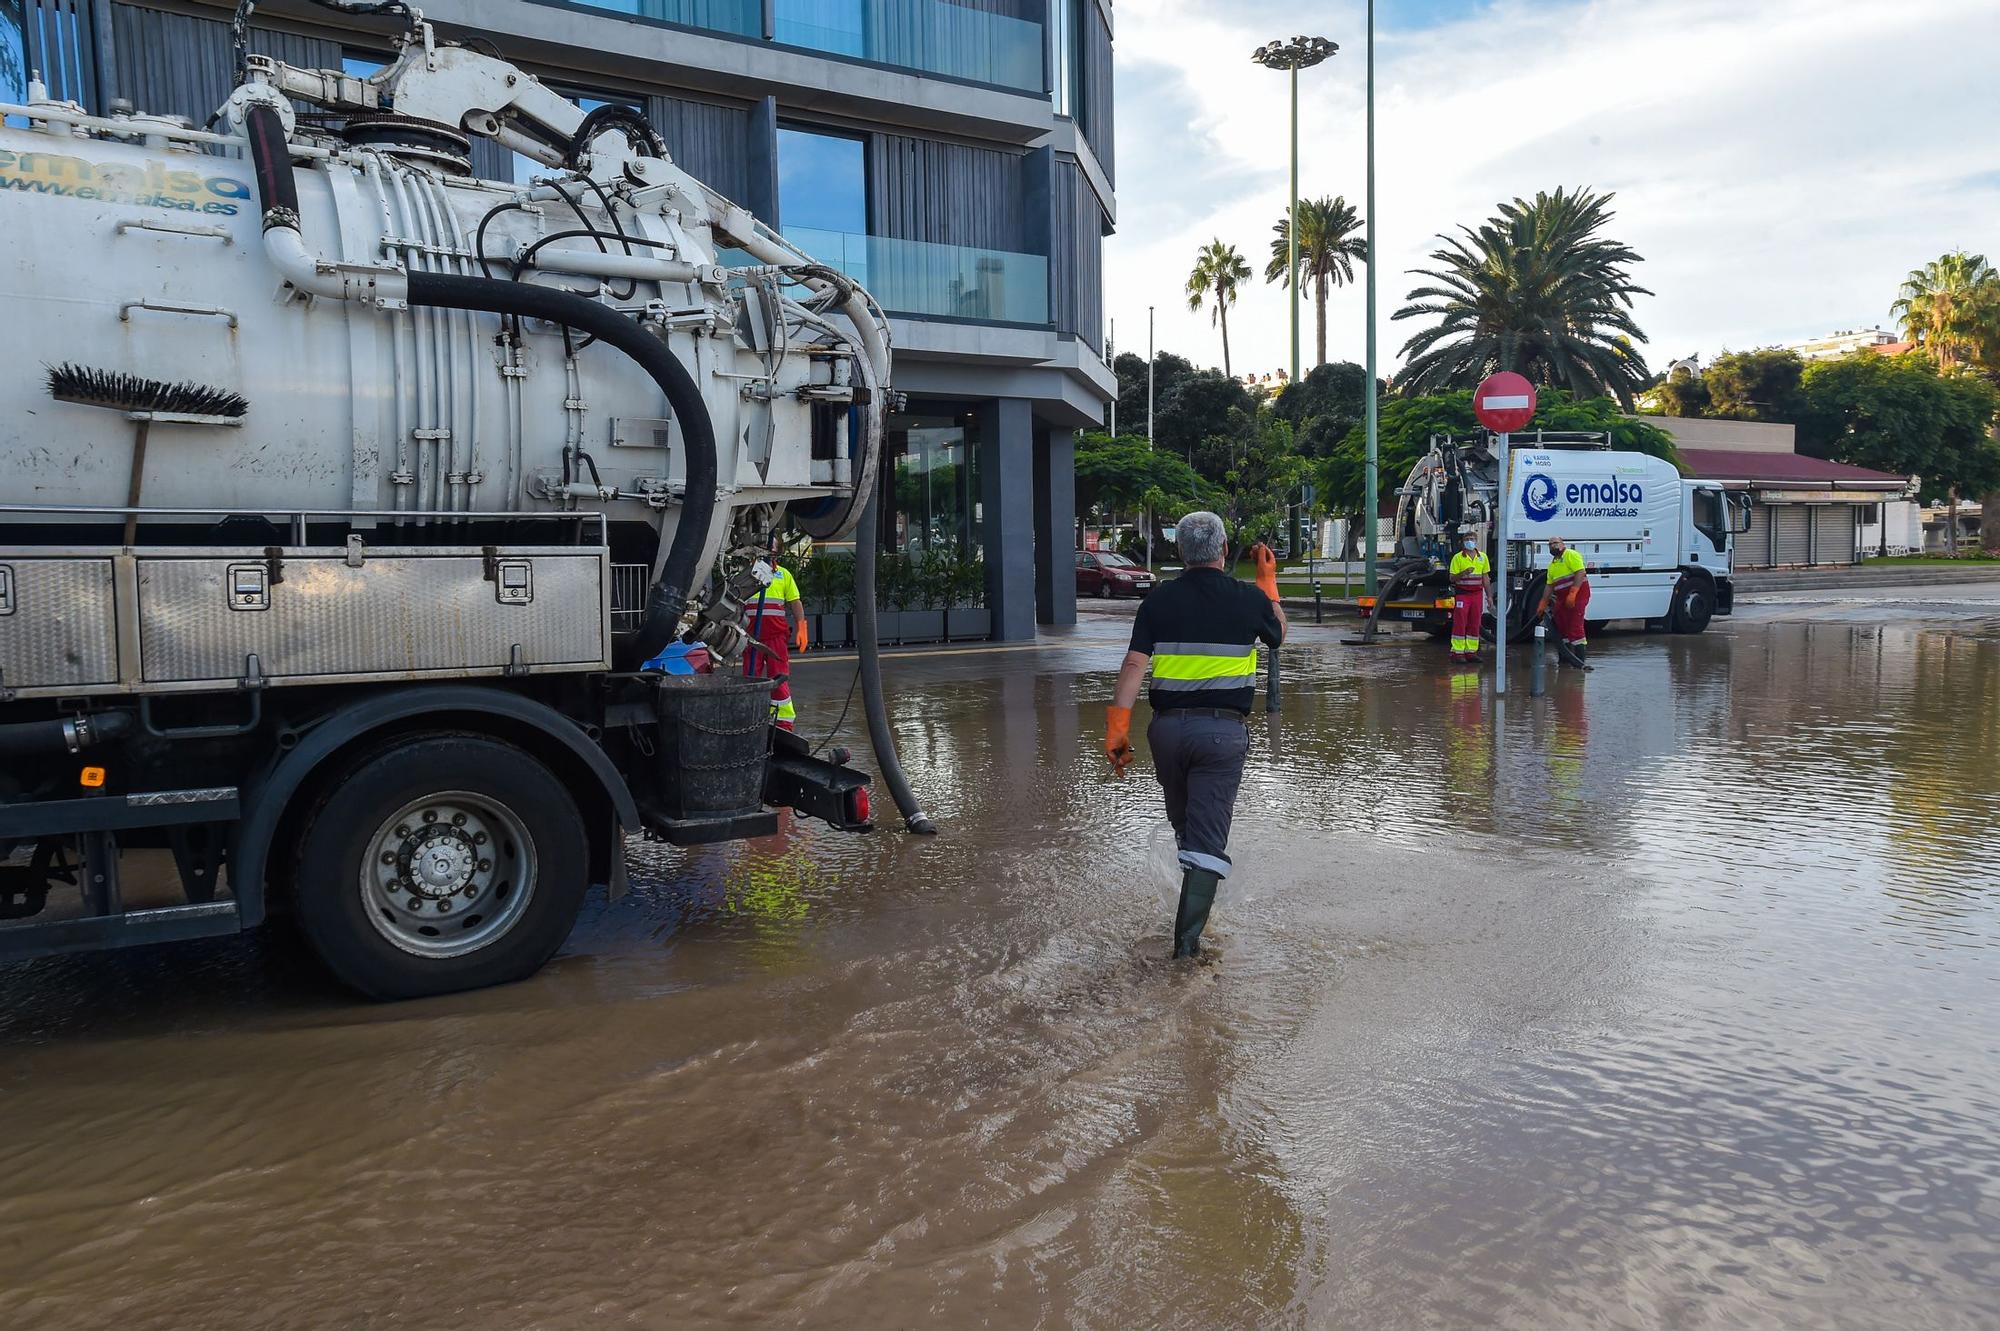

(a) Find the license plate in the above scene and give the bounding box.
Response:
[1400,609,1426,620]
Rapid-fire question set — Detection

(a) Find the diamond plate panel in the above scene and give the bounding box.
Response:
[139,553,606,684]
[0,558,119,688]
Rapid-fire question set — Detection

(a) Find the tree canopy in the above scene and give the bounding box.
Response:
[1701,348,1810,423]
[1891,251,1998,372]
[1797,354,2000,505]
[1393,187,1653,408]
[1073,432,1216,523]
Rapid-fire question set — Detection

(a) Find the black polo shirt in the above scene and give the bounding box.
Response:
[1128,567,1283,714]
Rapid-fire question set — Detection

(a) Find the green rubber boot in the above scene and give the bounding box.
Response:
[1172,868,1222,959]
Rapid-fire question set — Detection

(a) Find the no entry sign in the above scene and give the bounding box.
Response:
[1474,371,1537,434]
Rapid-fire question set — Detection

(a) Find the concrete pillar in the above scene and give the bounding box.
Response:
[978,397,1037,641]
[1034,428,1077,627]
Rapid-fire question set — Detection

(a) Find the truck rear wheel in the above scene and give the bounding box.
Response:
[1669,578,1715,634]
[293,735,588,1000]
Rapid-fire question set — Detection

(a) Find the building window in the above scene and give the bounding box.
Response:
[1,1,26,108]
[777,124,868,285]
[885,412,982,558]
[777,124,867,233]
[773,0,862,59]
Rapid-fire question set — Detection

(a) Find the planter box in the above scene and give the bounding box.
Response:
[896,610,946,644]
[945,607,991,642]
[813,612,853,649]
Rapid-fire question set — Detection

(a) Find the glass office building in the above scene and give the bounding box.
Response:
[15,0,1116,639]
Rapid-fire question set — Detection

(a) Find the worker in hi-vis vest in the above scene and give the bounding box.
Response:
[744,550,809,729]
[1103,512,1284,961]
[1447,533,1492,664]
[1538,536,1593,670]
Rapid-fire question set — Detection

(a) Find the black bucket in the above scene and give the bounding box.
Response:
[651,673,775,819]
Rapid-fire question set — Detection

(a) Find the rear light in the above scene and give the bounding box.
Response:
[848,786,872,825]
[1358,596,1377,610]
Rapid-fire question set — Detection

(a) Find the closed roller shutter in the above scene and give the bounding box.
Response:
[1817,508,1858,565]
[1772,506,1812,566]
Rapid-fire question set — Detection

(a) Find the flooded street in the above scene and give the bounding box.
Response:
[2,584,1997,1329]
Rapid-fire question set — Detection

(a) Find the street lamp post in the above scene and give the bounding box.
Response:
[1252,34,1336,387]
[1363,1,1379,597]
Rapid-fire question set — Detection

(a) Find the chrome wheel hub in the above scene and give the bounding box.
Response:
[360,792,536,959]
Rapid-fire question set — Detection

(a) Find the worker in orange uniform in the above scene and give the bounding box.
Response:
[744,549,809,729]
[1538,536,1592,670]
[1447,532,1491,664]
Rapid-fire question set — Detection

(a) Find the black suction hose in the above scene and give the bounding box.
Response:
[852,492,936,835]
[0,712,135,757]
[405,274,716,664]
[244,101,714,662]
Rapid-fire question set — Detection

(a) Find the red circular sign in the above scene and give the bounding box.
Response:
[1473,371,1537,433]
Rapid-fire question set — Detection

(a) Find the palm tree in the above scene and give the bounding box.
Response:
[1392,187,1653,408]
[1265,195,1367,368]
[1186,240,1252,379]
[1892,252,2000,557]
[1892,251,1997,372]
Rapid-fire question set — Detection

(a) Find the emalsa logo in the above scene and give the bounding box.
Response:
[0,148,249,215]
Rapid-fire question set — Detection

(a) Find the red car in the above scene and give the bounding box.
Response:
[1076,550,1156,599]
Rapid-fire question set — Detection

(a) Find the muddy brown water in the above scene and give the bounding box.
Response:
[1,588,1996,1329]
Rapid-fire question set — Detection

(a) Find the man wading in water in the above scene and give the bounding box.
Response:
[1102,512,1285,958]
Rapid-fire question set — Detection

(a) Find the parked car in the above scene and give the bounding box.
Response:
[1076,550,1156,598]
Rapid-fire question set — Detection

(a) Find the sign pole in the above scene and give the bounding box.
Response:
[1472,371,1537,701]
[1494,431,1510,696]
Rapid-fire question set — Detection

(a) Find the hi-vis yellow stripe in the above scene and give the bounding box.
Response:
[1153,641,1258,682]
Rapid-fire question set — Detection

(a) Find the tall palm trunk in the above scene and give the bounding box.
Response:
[1986,423,2000,556]
[1314,271,1329,367]
[1218,302,1233,379]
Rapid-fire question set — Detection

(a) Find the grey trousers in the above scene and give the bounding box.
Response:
[1147,709,1251,879]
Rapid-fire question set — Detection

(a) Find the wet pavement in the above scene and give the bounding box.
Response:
[1,583,1997,1329]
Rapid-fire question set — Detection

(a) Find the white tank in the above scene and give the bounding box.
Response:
[0,107,839,551]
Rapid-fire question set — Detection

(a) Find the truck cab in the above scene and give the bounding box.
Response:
[1673,482,1750,631]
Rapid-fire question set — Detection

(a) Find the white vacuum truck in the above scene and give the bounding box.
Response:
[1362,432,1751,642]
[0,3,933,998]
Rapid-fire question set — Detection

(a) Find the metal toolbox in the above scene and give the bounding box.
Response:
[0,544,611,698]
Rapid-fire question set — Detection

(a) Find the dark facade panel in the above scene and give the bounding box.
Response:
[1079,0,1113,183]
[24,0,100,110]
[109,2,342,126]
[868,133,1026,253]
[651,92,755,204]
[1050,155,1103,352]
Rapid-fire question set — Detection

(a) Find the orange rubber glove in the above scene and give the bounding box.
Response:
[1104,705,1134,776]
[1251,542,1281,603]
[793,619,809,653]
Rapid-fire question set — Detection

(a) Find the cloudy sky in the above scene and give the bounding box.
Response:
[1106,0,2000,380]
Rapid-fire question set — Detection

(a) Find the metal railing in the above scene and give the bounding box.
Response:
[782,226,1049,325]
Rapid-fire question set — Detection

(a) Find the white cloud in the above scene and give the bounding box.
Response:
[1105,0,2000,380]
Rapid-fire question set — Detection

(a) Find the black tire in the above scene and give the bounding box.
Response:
[292,734,589,1000]
[1668,578,1715,634]
[1096,582,1112,599]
